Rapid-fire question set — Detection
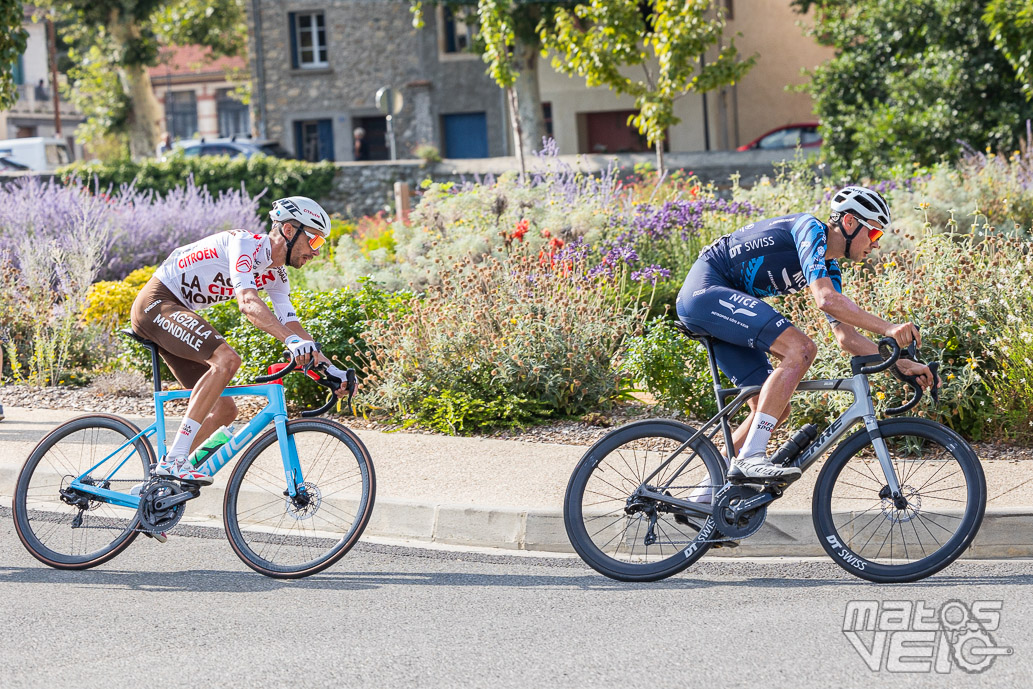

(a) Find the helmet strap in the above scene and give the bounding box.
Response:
[280,221,302,266]
[839,215,863,259]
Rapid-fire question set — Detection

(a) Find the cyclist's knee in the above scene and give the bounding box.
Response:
[209,345,241,377]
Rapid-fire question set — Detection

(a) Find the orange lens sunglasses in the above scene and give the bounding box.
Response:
[302,229,326,250]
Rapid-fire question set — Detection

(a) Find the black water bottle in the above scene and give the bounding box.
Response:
[771,424,819,466]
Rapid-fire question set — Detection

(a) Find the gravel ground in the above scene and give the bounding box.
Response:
[2,382,1031,460]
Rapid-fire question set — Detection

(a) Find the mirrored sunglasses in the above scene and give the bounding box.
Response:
[303,229,326,250]
[856,217,884,243]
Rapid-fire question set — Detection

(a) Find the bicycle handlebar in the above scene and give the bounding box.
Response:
[253,353,358,417]
[849,330,942,416]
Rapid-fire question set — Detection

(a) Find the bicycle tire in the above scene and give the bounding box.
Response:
[223,418,375,578]
[812,417,985,583]
[12,414,155,569]
[564,419,726,582]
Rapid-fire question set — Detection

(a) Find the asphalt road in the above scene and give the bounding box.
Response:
[1,508,1031,689]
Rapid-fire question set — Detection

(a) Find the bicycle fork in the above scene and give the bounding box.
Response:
[863,414,906,504]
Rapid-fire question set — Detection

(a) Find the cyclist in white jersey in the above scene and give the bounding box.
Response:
[130,196,349,484]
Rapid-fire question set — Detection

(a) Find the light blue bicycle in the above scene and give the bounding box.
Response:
[12,330,376,579]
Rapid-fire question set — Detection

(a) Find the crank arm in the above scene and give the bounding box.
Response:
[153,491,198,511]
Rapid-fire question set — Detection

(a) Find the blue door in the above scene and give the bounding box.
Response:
[442,112,488,159]
[293,119,335,161]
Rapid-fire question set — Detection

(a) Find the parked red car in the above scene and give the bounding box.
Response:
[737,123,822,151]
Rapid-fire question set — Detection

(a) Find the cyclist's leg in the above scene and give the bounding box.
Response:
[131,280,236,477]
[159,346,240,453]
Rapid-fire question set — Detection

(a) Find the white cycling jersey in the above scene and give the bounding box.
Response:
[154,230,299,325]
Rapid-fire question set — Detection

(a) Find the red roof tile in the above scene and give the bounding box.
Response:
[148,45,247,78]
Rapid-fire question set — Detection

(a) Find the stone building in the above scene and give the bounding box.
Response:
[246,1,833,160]
[246,0,505,161]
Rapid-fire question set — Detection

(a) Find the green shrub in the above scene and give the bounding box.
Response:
[59,154,336,216]
[119,281,407,409]
[620,316,725,420]
[360,253,649,434]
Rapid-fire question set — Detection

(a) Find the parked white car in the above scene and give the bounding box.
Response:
[0,137,73,172]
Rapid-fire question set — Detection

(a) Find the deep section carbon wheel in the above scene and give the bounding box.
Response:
[564,419,726,582]
[813,418,985,583]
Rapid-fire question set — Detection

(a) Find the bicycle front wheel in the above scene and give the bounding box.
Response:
[564,419,726,582]
[813,418,985,583]
[12,414,155,569]
[223,419,376,578]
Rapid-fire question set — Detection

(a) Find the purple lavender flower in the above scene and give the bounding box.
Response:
[630,264,672,285]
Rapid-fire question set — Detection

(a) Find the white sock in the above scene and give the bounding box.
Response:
[737,412,778,461]
[168,417,202,459]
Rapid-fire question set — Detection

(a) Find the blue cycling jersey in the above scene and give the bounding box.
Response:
[699,212,842,297]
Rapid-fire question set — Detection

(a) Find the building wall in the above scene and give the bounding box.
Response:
[248,1,833,158]
[725,2,834,145]
[248,0,505,160]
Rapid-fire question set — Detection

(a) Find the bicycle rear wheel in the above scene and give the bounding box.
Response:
[223,419,375,578]
[813,418,985,583]
[12,414,155,569]
[564,419,726,582]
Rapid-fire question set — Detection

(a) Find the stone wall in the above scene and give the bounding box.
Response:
[322,149,807,217]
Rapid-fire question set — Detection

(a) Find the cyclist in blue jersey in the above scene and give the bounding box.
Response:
[676,186,936,484]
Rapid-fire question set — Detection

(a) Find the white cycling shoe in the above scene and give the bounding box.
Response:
[727,453,802,482]
[154,455,214,486]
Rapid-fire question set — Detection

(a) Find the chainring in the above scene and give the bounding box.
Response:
[137,479,186,533]
[712,485,768,540]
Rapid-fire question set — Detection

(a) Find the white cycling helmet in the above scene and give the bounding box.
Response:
[269,196,331,235]
[830,185,891,227]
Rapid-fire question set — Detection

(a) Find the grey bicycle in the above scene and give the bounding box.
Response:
[564,324,986,583]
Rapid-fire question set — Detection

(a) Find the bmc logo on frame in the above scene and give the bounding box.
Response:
[842,599,1012,674]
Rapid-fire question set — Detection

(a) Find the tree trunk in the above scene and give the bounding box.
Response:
[122,62,162,159]
[510,36,546,158]
[110,18,162,160]
[655,139,666,174]
[506,86,526,178]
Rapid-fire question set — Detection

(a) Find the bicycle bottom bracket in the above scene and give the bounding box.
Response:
[138,479,186,532]
[712,485,769,540]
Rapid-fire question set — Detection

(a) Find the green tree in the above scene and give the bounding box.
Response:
[984,0,1033,100]
[796,0,1030,178]
[542,0,754,172]
[39,0,246,159]
[411,1,575,174]
[0,0,29,110]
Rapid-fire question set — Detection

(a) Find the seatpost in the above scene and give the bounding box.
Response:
[702,337,736,455]
[150,348,162,393]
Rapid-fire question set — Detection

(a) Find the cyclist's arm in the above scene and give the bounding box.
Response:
[235,287,296,342]
[808,277,894,338]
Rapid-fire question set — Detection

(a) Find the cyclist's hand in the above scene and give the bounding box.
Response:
[285,335,318,365]
[325,364,354,398]
[896,359,938,391]
[885,322,921,350]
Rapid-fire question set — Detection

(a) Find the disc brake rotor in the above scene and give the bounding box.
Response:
[880,484,921,523]
[284,482,322,520]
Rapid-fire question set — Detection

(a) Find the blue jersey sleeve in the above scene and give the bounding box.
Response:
[791,214,834,286]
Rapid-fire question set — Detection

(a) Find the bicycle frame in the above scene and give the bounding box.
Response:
[634,371,903,521]
[67,383,302,510]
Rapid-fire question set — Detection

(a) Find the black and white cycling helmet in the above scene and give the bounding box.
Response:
[830,185,890,257]
[830,185,891,227]
[269,196,331,234]
[270,196,331,264]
